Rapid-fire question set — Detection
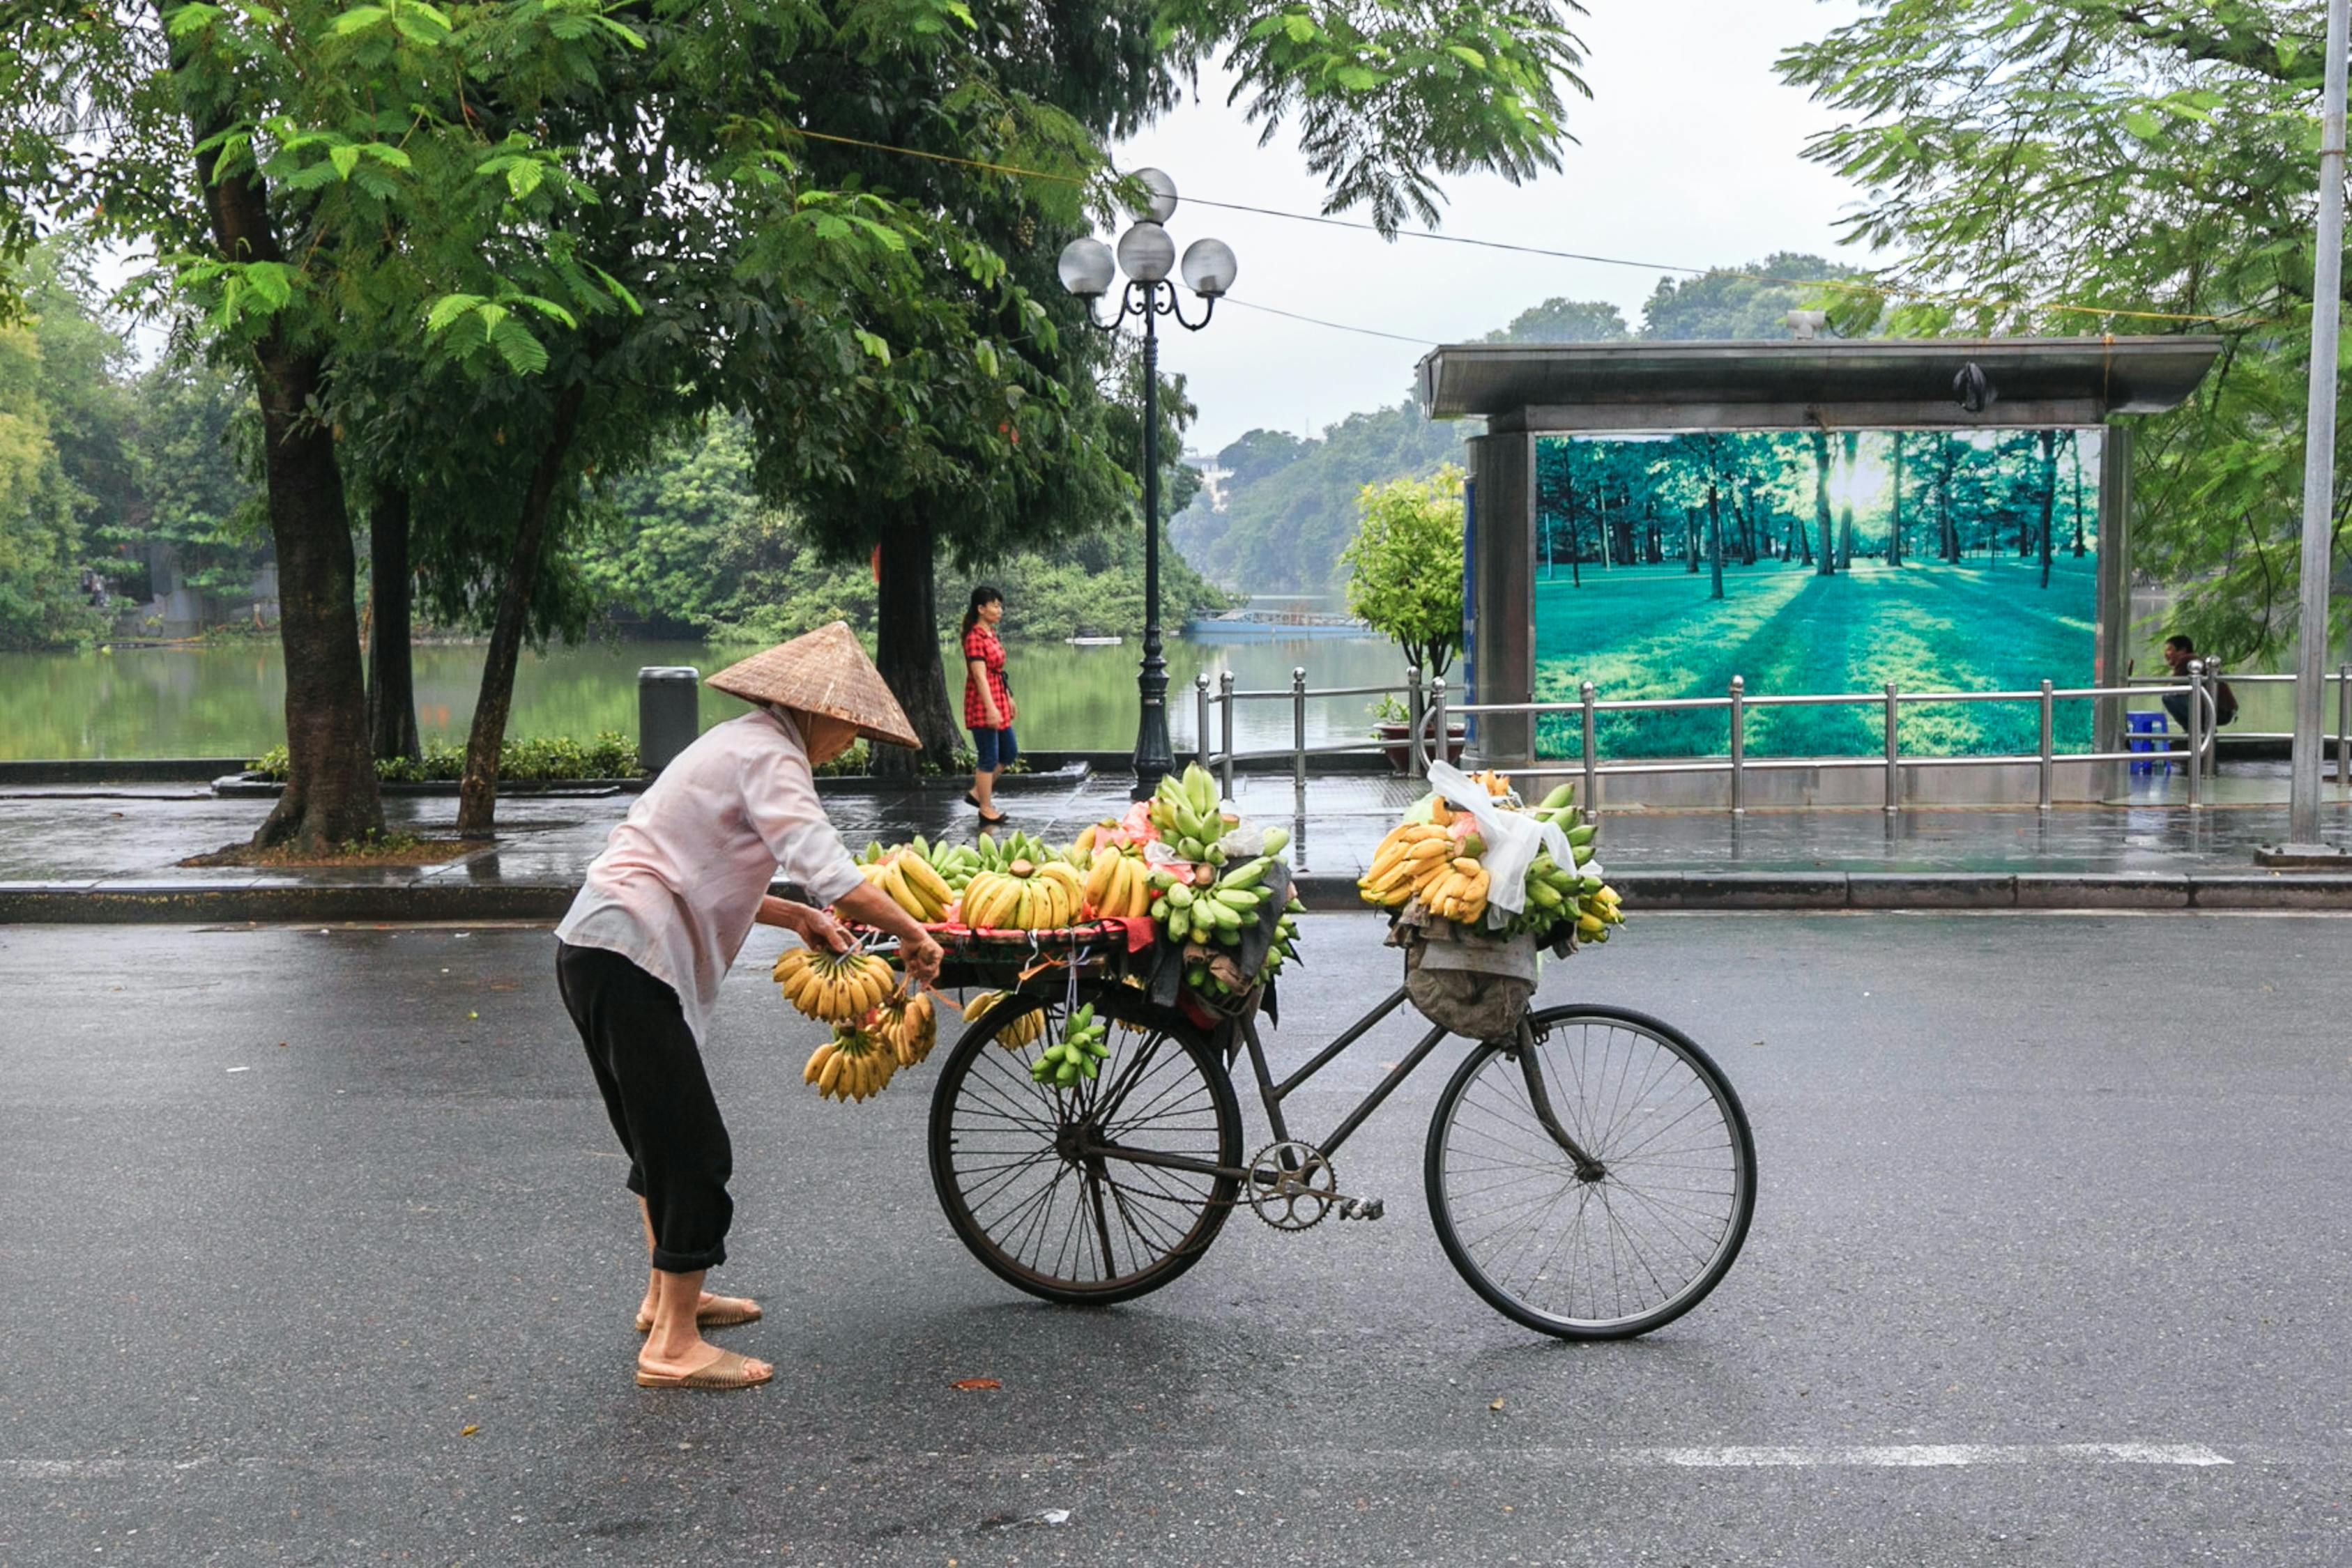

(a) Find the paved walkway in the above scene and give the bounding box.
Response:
[4,766,2352,918]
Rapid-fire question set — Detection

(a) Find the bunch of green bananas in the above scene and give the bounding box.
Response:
[1159,854,1276,946]
[1030,1003,1109,1086]
[861,834,987,895]
[1149,764,1237,865]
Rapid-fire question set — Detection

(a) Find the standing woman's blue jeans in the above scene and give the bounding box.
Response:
[972,725,1018,773]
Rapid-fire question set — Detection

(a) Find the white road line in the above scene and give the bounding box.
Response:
[1616,1443,2233,1468]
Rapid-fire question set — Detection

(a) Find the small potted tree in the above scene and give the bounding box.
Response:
[1343,465,1468,773]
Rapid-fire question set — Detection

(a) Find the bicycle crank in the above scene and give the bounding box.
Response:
[1243,1141,1384,1229]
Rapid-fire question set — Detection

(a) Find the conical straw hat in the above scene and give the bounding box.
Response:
[705,622,920,749]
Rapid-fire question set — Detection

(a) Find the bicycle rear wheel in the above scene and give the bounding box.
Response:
[1425,1004,1755,1339]
[929,982,1243,1305]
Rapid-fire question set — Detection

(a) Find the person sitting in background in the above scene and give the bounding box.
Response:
[961,585,1016,825]
[2160,634,2237,747]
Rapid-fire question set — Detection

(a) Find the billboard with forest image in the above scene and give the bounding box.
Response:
[1531,428,2102,758]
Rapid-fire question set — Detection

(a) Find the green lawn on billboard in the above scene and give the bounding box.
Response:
[1530,429,2100,759]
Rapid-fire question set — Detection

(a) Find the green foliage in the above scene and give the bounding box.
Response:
[1486,297,1631,342]
[249,731,639,783]
[0,316,102,649]
[1343,463,1467,679]
[1639,253,1852,340]
[1778,0,2348,663]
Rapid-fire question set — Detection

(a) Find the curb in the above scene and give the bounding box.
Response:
[9,870,2352,924]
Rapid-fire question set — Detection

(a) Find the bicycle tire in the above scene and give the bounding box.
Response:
[1425,1003,1757,1340]
[929,981,1244,1306]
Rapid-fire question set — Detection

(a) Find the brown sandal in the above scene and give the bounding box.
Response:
[634,1296,763,1335]
[634,1348,773,1390]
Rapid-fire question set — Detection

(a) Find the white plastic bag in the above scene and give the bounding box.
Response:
[1424,760,1570,917]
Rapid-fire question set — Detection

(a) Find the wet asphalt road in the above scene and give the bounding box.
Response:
[4,912,2350,1567]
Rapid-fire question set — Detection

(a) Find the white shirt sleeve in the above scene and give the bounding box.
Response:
[740,740,864,907]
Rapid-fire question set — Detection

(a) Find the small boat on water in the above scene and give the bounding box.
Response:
[1064,635,1124,646]
[1184,607,1370,641]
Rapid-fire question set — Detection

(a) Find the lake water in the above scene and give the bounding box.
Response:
[0,633,1412,760]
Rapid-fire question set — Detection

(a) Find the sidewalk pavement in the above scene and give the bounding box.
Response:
[6,766,2352,921]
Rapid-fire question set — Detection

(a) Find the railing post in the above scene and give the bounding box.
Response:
[1429,677,1448,778]
[1219,669,1236,800]
[2338,661,2349,795]
[1727,675,1746,816]
[1580,681,1599,816]
[2038,679,2054,811]
[1292,666,1308,794]
[1193,671,1212,772]
[1883,681,1900,815]
[2185,659,2204,810]
[1405,665,1425,779]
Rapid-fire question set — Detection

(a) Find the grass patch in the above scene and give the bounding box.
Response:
[1532,558,2096,758]
[180,833,475,868]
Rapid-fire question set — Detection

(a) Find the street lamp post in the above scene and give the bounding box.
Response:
[1057,169,1238,801]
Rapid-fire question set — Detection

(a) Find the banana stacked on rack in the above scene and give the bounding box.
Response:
[969,990,1046,1049]
[772,948,898,1023]
[959,856,1088,930]
[1157,853,1275,945]
[1082,847,1155,918]
[859,847,956,923]
[1148,764,1234,865]
[1356,822,1459,909]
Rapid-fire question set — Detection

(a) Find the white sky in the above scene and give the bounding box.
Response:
[1111,0,1877,454]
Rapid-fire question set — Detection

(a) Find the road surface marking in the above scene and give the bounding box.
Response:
[1615,1443,2232,1468]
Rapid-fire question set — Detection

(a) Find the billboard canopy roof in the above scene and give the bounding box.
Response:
[1418,336,2223,433]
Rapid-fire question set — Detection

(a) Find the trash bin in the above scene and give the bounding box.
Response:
[638,666,701,773]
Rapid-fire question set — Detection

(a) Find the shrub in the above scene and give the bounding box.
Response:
[247,732,642,784]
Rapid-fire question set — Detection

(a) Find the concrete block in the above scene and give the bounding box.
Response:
[2013,874,2190,909]
[1634,872,1849,909]
[2185,873,2352,909]
[1847,873,2017,909]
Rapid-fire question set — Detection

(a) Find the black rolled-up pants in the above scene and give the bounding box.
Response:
[556,941,733,1273]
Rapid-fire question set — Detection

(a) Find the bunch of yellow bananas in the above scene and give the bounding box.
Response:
[960,857,1086,930]
[1424,856,1492,925]
[1467,768,1514,798]
[874,991,938,1067]
[1357,822,1458,908]
[861,850,954,923]
[772,947,897,1023]
[968,990,1046,1050]
[1575,884,1624,940]
[803,1025,894,1102]
[1083,848,1155,919]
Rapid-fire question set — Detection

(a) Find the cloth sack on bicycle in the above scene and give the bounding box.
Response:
[1422,760,1569,921]
[1391,909,1536,1042]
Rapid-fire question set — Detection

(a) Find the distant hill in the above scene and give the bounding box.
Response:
[1175,255,1842,592]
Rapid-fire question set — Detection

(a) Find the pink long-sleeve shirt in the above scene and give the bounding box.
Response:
[556,708,864,1043]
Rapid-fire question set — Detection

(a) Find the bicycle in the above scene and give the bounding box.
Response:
[924,940,1757,1341]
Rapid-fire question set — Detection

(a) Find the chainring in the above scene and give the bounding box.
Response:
[1246,1140,1338,1231]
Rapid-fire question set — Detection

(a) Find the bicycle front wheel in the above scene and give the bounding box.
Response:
[929,982,1243,1306]
[1426,1004,1756,1339]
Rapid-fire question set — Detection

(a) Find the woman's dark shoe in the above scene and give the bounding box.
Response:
[977,808,1008,825]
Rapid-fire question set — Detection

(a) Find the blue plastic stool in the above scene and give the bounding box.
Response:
[2127,709,2171,776]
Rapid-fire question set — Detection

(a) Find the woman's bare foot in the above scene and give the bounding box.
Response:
[634,1289,762,1334]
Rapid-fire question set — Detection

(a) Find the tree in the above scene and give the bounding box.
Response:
[1487,297,1631,342]
[1642,254,1851,340]
[1343,464,1465,679]
[1780,0,2351,661]
[1810,429,1835,575]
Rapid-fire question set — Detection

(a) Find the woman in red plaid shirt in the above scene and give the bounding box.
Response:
[961,585,1015,824]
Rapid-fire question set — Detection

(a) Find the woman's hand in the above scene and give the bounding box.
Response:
[900,931,945,987]
[756,896,853,951]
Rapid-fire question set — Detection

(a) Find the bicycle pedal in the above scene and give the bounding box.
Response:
[1337,1197,1385,1222]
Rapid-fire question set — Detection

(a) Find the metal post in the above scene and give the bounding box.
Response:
[1291,666,1308,794]
[1429,678,1448,778]
[2038,679,2055,812]
[1883,682,1900,815]
[1405,665,1425,779]
[1193,671,1212,772]
[2185,659,2205,810]
[2289,0,2350,846]
[1130,298,1174,803]
[1218,669,1236,801]
[2339,661,2351,794]
[1728,675,1746,816]
[1580,681,1598,816]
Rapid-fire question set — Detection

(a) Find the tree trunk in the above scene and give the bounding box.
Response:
[165,39,381,852]
[1685,507,1700,574]
[1811,429,1835,576]
[1706,482,1725,601]
[367,486,421,763]
[872,512,961,776]
[2037,428,2058,588]
[2071,431,2087,556]
[1889,433,1904,567]
[455,383,586,835]
[1836,431,1858,569]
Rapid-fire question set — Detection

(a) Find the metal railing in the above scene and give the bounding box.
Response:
[1192,666,1427,797]
[1450,664,2225,815]
[2123,664,2352,755]
[1186,656,2351,813]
